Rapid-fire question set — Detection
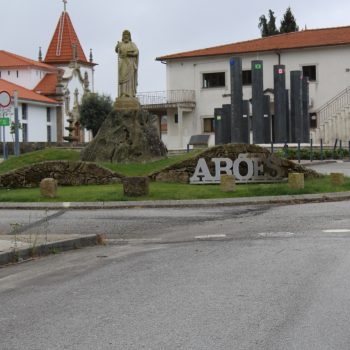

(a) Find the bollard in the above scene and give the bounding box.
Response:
[332,139,338,159]
[288,173,304,189]
[40,178,58,198]
[123,176,149,197]
[330,173,344,186]
[310,139,313,162]
[339,140,343,160]
[220,174,236,192]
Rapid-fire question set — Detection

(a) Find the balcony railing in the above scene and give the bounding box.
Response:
[137,90,195,108]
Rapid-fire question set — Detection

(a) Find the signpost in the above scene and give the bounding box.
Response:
[0,90,11,160]
[0,117,10,126]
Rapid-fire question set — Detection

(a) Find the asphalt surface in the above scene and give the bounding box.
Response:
[2,201,350,349]
[1,159,350,260]
[1,160,350,348]
[306,160,350,176]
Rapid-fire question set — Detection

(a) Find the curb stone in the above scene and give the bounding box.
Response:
[0,191,350,210]
[0,234,99,267]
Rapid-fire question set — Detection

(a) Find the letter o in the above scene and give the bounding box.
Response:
[233,158,254,181]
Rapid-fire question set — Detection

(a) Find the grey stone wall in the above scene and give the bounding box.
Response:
[0,161,124,188]
[150,144,321,183]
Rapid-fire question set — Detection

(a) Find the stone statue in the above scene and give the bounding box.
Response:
[115,30,139,98]
[81,29,167,163]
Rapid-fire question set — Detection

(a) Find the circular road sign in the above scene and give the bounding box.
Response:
[0,91,11,108]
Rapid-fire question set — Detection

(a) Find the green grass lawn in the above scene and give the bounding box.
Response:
[0,148,200,176]
[1,148,350,202]
[0,176,349,202]
[0,148,81,174]
[101,151,201,176]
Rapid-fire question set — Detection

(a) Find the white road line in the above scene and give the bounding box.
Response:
[195,234,227,239]
[323,229,350,233]
[258,232,295,237]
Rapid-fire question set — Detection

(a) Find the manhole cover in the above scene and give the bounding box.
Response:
[258,232,295,238]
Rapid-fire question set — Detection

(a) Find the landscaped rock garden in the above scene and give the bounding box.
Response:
[0,161,124,188]
[150,144,321,183]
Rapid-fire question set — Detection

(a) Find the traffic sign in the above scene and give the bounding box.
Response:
[0,91,11,108]
[0,117,10,126]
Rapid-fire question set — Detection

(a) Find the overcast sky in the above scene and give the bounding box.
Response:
[3,0,350,98]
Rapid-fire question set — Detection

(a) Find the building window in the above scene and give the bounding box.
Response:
[8,71,10,76]
[203,118,215,133]
[22,104,28,120]
[202,72,225,88]
[22,123,28,142]
[302,65,317,82]
[47,107,51,122]
[47,125,52,142]
[16,70,19,78]
[174,113,178,124]
[242,70,252,85]
[0,71,2,78]
[310,113,317,128]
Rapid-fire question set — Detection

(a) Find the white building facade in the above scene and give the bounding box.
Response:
[156,26,350,150]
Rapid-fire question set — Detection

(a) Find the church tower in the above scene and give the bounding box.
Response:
[43,0,97,142]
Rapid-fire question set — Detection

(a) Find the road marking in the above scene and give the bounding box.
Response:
[258,232,295,238]
[323,229,350,233]
[195,234,227,239]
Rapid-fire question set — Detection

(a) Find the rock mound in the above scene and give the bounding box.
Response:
[0,161,124,188]
[150,144,321,183]
[81,108,167,163]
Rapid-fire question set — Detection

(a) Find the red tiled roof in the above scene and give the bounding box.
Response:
[34,73,58,95]
[0,79,59,105]
[0,50,57,71]
[157,25,350,61]
[44,11,89,65]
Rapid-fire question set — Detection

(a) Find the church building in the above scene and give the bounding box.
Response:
[0,1,96,144]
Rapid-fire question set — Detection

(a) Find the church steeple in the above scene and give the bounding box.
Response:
[43,4,90,65]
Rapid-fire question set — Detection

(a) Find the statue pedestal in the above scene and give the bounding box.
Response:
[81,108,167,163]
[114,96,141,111]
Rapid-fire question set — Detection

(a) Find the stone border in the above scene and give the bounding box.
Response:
[0,234,99,266]
[0,191,350,210]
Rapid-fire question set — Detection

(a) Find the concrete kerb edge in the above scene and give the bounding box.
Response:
[0,234,99,267]
[0,191,350,210]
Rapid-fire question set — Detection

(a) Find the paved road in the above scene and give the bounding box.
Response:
[2,201,350,349]
[305,160,350,176]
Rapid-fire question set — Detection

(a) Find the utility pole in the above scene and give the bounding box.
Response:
[14,90,20,156]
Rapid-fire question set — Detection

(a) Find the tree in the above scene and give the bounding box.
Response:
[258,10,279,37]
[267,10,279,36]
[258,15,269,37]
[79,93,113,137]
[280,7,299,33]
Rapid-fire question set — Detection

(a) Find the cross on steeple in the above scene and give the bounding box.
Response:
[63,0,67,12]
